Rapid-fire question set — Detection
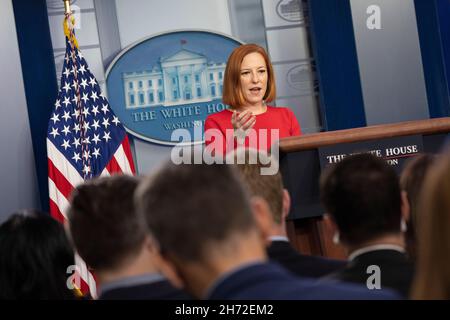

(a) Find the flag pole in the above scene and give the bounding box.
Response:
[62,0,79,49]
[63,0,71,14]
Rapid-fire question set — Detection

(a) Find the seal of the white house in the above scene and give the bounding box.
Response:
[276,0,304,23]
[106,30,242,145]
[286,62,315,95]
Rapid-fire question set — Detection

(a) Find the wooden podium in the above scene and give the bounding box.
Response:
[279,118,450,260]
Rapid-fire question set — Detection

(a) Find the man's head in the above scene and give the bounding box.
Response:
[320,153,403,246]
[231,149,290,233]
[68,175,148,273]
[135,162,268,297]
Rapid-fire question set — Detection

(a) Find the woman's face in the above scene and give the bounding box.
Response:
[239,52,268,107]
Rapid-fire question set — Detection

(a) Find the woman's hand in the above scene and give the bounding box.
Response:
[231,110,256,143]
[231,110,256,131]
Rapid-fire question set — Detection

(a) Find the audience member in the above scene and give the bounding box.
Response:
[411,154,450,299]
[231,148,345,278]
[320,153,414,297]
[0,210,76,299]
[136,161,398,300]
[68,175,188,300]
[400,154,435,260]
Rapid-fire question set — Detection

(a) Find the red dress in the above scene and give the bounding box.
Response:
[204,106,301,155]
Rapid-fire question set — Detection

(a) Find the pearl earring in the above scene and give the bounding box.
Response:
[333,232,340,244]
[401,219,407,232]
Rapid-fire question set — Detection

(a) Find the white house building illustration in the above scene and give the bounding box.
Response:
[288,63,315,94]
[122,49,226,108]
[279,0,301,15]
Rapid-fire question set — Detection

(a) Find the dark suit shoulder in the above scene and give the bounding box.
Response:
[209,262,398,300]
[267,241,346,278]
[100,279,190,300]
[325,250,414,297]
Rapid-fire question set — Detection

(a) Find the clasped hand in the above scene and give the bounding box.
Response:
[231,110,256,141]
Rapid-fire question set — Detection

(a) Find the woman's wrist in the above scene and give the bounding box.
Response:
[233,127,247,144]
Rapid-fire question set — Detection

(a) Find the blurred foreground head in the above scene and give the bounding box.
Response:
[412,153,450,299]
[68,175,156,284]
[229,148,286,225]
[68,175,147,273]
[135,162,267,298]
[320,153,403,246]
[400,153,436,259]
[0,210,75,299]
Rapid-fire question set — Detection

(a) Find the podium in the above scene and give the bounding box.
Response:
[279,117,450,259]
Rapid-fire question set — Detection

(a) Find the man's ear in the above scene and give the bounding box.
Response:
[145,236,185,289]
[401,191,410,222]
[250,196,273,242]
[157,255,185,289]
[282,189,291,221]
[323,213,339,243]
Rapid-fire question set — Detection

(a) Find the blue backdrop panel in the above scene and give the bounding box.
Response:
[308,0,366,131]
[12,0,57,212]
[436,0,450,111]
[414,0,450,118]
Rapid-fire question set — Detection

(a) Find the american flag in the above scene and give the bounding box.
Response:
[47,21,135,297]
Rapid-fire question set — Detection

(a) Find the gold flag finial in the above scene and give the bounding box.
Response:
[62,0,79,49]
[63,0,71,14]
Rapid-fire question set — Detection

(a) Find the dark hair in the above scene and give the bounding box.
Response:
[0,210,75,299]
[232,149,284,224]
[135,163,255,262]
[400,154,435,259]
[320,153,402,245]
[68,175,147,271]
[222,44,276,109]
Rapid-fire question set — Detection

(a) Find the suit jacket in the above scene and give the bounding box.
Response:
[325,249,414,297]
[99,279,189,300]
[267,240,346,278]
[207,262,399,300]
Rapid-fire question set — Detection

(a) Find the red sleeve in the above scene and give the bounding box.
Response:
[204,116,221,147]
[205,114,239,156]
[288,109,301,136]
[204,115,233,156]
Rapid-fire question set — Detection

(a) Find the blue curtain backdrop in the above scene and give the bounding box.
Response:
[12,0,57,212]
[309,0,450,131]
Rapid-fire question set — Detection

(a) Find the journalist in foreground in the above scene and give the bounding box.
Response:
[135,162,399,300]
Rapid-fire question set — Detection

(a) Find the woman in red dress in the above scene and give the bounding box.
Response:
[204,44,301,156]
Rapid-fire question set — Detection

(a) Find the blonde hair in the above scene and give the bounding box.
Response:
[228,149,283,224]
[411,154,450,299]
